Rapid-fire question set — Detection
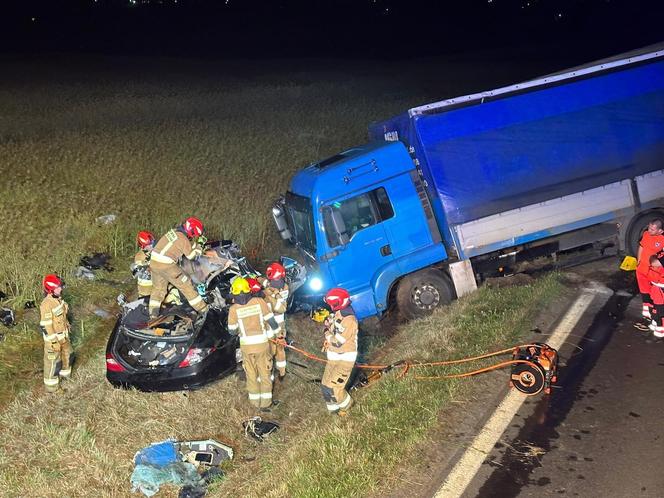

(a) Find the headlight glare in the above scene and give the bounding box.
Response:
[309,277,323,292]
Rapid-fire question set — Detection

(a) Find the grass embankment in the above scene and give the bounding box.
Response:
[0,273,563,497]
[0,57,435,408]
[0,55,569,496]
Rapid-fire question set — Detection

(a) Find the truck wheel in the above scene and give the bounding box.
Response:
[395,269,454,320]
[626,210,664,256]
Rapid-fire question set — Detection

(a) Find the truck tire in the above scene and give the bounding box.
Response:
[395,269,455,320]
[626,210,664,256]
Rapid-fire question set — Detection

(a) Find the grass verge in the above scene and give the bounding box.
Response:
[215,273,564,498]
[0,273,563,497]
[0,57,431,408]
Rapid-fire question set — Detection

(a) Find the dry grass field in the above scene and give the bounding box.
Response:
[0,53,566,497]
[0,55,438,407]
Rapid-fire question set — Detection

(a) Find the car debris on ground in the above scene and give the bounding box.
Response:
[80,252,114,271]
[131,438,232,497]
[74,266,96,280]
[242,417,280,442]
[96,214,117,225]
[93,308,112,319]
[0,308,15,327]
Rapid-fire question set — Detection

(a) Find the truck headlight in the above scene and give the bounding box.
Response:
[309,277,323,292]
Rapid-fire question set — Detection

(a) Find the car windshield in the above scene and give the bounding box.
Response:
[285,191,316,256]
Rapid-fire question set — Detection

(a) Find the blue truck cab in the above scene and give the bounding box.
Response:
[274,44,664,320]
[279,141,448,319]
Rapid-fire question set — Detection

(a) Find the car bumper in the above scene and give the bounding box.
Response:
[106,348,237,392]
[290,286,325,313]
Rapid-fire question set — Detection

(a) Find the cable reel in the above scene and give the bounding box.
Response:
[510,343,559,395]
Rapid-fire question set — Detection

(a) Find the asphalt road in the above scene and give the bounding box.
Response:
[459,261,664,498]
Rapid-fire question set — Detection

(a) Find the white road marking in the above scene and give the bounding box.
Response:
[434,288,607,498]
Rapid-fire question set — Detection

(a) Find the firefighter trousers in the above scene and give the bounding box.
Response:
[137,280,152,298]
[149,262,207,316]
[242,345,273,408]
[43,338,71,392]
[270,329,287,377]
[321,360,354,413]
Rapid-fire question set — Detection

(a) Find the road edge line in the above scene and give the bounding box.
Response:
[433,288,604,498]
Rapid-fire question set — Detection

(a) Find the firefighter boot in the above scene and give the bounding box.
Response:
[337,396,354,417]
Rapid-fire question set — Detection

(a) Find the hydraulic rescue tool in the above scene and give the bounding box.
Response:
[509,343,559,395]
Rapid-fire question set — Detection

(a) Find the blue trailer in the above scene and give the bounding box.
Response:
[273,44,664,320]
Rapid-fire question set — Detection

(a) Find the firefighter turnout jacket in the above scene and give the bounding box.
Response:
[39,295,72,392]
[228,296,279,408]
[321,308,358,414]
[264,281,289,376]
[149,229,207,316]
[133,249,152,297]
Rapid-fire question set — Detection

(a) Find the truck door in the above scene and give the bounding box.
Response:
[321,187,395,306]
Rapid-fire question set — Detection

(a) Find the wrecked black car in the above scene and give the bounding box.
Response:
[106,241,252,392]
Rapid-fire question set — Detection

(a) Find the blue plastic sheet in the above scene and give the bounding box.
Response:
[130,462,204,497]
[133,440,179,467]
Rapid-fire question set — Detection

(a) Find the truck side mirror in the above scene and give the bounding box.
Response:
[272,202,292,241]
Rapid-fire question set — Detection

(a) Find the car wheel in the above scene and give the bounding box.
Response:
[396,269,455,320]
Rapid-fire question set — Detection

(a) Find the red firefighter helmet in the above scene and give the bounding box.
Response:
[266,262,286,281]
[136,230,155,249]
[42,274,63,294]
[183,217,204,238]
[324,287,351,312]
[246,277,263,294]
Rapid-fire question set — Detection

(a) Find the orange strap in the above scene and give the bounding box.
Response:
[410,359,541,380]
[272,339,544,380]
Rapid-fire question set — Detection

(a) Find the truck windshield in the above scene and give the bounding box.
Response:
[285,192,316,256]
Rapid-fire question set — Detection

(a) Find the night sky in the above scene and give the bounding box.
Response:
[1,0,663,58]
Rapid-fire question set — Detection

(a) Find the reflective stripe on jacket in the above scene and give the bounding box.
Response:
[228,297,275,353]
[151,229,200,265]
[40,294,70,338]
[325,309,358,363]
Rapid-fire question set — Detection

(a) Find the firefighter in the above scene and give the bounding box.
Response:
[634,219,664,330]
[320,287,358,416]
[39,274,72,393]
[148,217,208,318]
[227,277,279,410]
[132,230,155,298]
[263,262,289,379]
[648,249,664,337]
